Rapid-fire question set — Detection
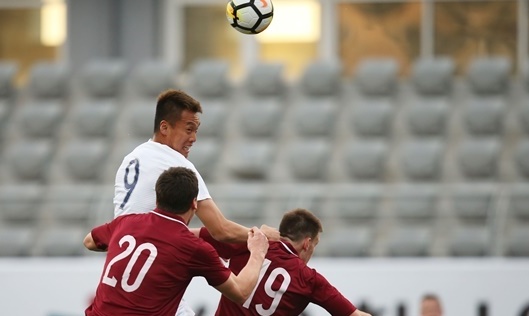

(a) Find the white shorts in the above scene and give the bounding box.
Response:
[176,298,195,316]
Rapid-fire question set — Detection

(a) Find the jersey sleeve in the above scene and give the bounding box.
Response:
[191,164,211,201]
[189,239,232,287]
[309,268,357,316]
[91,217,124,251]
[199,227,248,259]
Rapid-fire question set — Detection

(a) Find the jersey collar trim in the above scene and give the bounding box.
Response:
[279,240,298,257]
[150,209,187,227]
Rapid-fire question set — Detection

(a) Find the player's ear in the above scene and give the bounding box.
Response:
[159,120,169,135]
[302,237,311,251]
[191,198,198,211]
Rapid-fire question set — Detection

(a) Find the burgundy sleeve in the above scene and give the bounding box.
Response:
[189,239,232,287]
[309,268,357,316]
[199,227,248,259]
[90,217,122,250]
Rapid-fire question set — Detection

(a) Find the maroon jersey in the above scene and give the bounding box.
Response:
[86,209,231,316]
[199,228,357,316]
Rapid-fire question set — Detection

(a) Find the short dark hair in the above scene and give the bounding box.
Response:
[155,167,199,214]
[154,89,202,133]
[279,208,323,242]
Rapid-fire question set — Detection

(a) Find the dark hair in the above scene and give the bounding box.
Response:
[155,167,199,214]
[154,89,202,133]
[422,294,440,302]
[279,208,323,242]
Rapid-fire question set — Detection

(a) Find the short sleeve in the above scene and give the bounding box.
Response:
[91,216,124,250]
[309,269,357,316]
[189,240,232,287]
[199,227,248,259]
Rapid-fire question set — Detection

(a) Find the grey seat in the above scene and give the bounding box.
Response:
[327,186,382,222]
[61,140,109,182]
[131,60,176,97]
[239,99,282,138]
[294,100,337,137]
[287,140,329,180]
[407,98,449,136]
[246,62,285,96]
[344,140,388,180]
[0,226,34,256]
[452,190,493,222]
[401,140,444,181]
[189,59,230,98]
[197,100,227,138]
[28,62,69,99]
[212,184,267,227]
[0,184,43,224]
[467,57,511,95]
[464,98,505,136]
[519,104,529,134]
[448,226,489,256]
[40,184,98,226]
[515,140,529,179]
[127,104,156,139]
[81,59,127,98]
[229,141,274,180]
[36,225,87,256]
[72,100,117,138]
[392,187,438,221]
[352,99,394,137]
[505,226,529,257]
[355,58,399,96]
[509,187,529,220]
[4,140,53,182]
[411,57,454,95]
[18,100,64,138]
[0,62,17,131]
[187,139,221,181]
[387,225,432,257]
[323,226,373,257]
[301,61,341,96]
[458,138,500,179]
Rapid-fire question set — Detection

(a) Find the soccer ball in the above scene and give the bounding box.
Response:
[226,0,274,34]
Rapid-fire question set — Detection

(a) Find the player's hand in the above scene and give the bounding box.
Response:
[247,227,269,256]
[352,310,372,316]
[260,224,280,241]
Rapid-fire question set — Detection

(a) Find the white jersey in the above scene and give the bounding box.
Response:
[114,139,211,218]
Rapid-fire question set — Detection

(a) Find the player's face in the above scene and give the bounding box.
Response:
[421,299,442,316]
[300,234,320,264]
[165,110,201,158]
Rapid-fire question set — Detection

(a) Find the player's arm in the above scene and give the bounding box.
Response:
[83,233,105,251]
[351,310,372,316]
[197,199,280,242]
[83,218,121,252]
[213,228,269,304]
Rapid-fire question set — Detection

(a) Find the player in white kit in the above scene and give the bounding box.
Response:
[114,89,276,315]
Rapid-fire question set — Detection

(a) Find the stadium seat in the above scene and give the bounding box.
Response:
[188,59,230,98]
[0,62,17,136]
[326,186,382,222]
[2,140,53,182]
[354,58,399,96]
[351,99,394,137]
[301,60,341,96]
[400,140,444,181]
[386,225,432,257]
[287,139,330,181]
[448,225,490,256]
[39,184,98,226]
[293,100,337,137]
[458,138,500,179]
[0,184,43,224]
[505,226,529,257]
[228,140,274,180]
[392,186,438,221]
[18,100,64,138]
[515,140,529,179]
[126,103,156,139]
[452,190,493,222]
[239,99,283,138]
[131,60,177,97]
[466,57,511,95]
[245,62,286,96]
[509,186,529,220]
[28,62,70,99]
[0,226,34,256]
[463,98,505,136]
[187,139,221,181]
[80,59,127,98]
[51,140,109,183]
[411,57,454,96]
[406,98,450,137]
[210,184,267,227]
[196,100,227,138]
[519,103,529,134]
[36,225,87,256]
[323,226,374,257]
[71,100,117,138]
[344,140,388,180]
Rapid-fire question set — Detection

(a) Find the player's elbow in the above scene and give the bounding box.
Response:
[209,221,237,242]
[83,233,97,251]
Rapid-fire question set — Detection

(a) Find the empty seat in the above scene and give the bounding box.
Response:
[18,101,64,138]
[0,226,34,256]
[505,226,529,257]
[406,98,450,136]
[287,140,329,180]
[239,99,282,138]
[127,104,156,139]
[28,62,69,99]
[323,226,373,257]
[131,60,176,97]
[0,184,43,224]
[301,61,341,96]
[452,190,493,222]
[411,57,454,96]
[187,139,221,181]
[515,140,529,179]
[40,184,98,225]
[229,141,274,180]
[344,140,388,180]
[448,226,489,256]
[401,140,444,181]
[36,225,86,256]
[458,138,500,179]
[351,99,394,137]
[509,187,529,220]
[81,59,126,98]
[464,98,505,136]
[467,57,511,95]
[188,59,230,98]
[387,225,432,257]
[392,187,438,221]
[519,104,529,134]
[55,140,109,182]
[71,100,117,138]
[327,186,382,222]
[196,101,227,138]
[293,100,337,137]
[212,184,267,226]
[246,62,285,96]
[2,140,53,182]
[0,62,17,131]
[355,58,399,96]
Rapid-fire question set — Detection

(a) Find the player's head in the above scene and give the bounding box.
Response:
[279,208,323,263]
[153,89,202,158]
[155,166,199,217]
[420,294,443,316]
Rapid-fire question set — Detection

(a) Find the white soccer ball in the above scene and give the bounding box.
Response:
[226,0,274,35]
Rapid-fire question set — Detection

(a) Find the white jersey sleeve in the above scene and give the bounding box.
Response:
[114,140,211,218]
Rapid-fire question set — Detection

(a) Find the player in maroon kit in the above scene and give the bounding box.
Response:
[195,208,372,316]
[83,167,269,316]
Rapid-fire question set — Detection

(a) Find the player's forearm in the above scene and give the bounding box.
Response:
[232,250,266,302]
[212,220,251,243]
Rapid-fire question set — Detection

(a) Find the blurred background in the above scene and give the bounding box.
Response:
[0,0,528,315]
